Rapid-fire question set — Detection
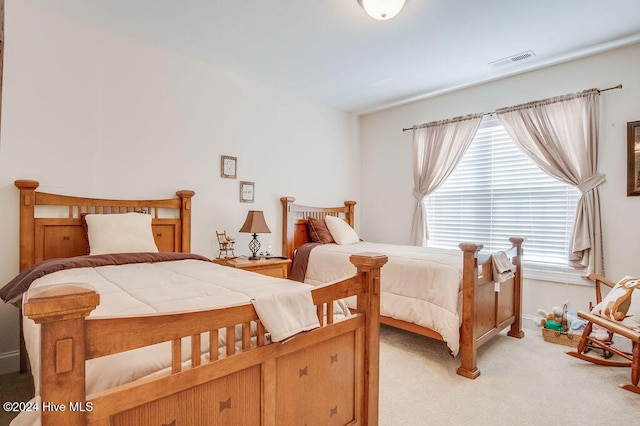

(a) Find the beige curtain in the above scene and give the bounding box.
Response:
[411,114,483,246]
[496,89,604,274]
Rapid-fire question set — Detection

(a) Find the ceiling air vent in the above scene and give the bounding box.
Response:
[488,50,536,68]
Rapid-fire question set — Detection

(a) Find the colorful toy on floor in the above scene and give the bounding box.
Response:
[533,305,587,332]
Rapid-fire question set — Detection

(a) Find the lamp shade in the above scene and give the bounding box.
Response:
[358,0,405,20]
[239,211,271,234]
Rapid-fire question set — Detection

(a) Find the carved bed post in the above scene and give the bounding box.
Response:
[351,253,387,426]
[507,237,525,338]
[457,242,483,379]
[23,284,99,426]
[176,190,195,253]
[14,180,39,272]
[280,197,295,259]
[344,201,356,228]
[14,180,40,373]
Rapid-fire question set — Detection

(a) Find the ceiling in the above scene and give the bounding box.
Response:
[30,0,640,114]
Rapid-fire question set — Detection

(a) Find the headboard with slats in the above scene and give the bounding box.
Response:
[15,180,195,272]
[280,196,355,260]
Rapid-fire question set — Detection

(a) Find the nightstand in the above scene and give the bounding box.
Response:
[213,257,291,279]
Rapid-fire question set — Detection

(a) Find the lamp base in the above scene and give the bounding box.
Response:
[248,233,261,260]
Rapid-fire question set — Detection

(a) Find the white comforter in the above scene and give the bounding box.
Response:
[18,258,333,425]
[304,242,464,355]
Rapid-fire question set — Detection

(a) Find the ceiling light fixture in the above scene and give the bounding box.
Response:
[358,0,406,20]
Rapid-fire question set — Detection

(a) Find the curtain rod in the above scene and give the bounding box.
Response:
[402,84,623,132]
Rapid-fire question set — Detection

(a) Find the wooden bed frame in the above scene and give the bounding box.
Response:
[14,180,387,425]
[281,196,524,379]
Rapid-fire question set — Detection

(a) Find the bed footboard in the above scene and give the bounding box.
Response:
[24,254,387,426]
[457,237,524,379]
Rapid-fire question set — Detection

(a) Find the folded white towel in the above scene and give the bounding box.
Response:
[251,287,320,342]
[491,250,515,285]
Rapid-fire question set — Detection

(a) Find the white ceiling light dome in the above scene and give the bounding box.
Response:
[358,0,406,20]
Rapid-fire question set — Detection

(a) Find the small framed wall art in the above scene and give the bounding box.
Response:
[221,155,237,179]
[628,121,640,196]
[240,181,255,203]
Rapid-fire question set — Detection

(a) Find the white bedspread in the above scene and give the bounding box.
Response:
[304,242,464,355]
[18,258,340,426]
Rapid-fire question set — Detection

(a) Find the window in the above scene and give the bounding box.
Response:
[424,115,581,275]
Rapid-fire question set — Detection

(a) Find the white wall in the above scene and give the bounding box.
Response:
[359,42,640,325]
[0,1,360,373]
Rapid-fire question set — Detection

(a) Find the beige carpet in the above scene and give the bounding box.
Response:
[379,324,637,425]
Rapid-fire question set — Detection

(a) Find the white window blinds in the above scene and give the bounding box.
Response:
[424,115,580,267]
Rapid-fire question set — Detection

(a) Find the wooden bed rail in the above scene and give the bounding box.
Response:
[23,253,387,426]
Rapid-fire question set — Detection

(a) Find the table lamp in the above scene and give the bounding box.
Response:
[239,210,271,260]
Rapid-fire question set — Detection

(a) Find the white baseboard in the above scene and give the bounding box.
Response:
[0,350,20,375]
[521,313,539,331]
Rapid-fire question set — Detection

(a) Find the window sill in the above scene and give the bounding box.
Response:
[522,262,592,286]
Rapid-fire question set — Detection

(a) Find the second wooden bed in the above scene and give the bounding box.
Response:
[281,197,524,379]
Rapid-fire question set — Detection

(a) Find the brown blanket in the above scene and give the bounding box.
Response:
[0,252,211,304]
[289,242,321,282]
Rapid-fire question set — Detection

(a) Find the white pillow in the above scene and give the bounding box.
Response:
[85,212,159,255]
[324,215,359,245]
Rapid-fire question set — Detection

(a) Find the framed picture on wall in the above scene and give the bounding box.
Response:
[628,121,640,196]
[240,181,255,203]
[221,155,237,179]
